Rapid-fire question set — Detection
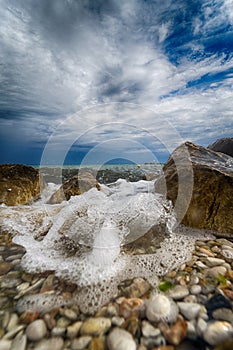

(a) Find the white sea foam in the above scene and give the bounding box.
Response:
[1,179,213,313]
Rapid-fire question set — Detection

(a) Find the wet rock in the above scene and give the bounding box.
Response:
[212,308,233,324]
[208,137,233,158]
[155,141,233,235]
[204,321,233,346]
[190,285,201,295]
[67,321,82,339]
[0,164,45,206]
[11,334,27,350]
[0,339,12,350]
[26,319,47,341]
[166,285,189,300]
[159,318,187,346]
[48,170,101,204]
[119,298,144,319]
[33,337,64,350]
[205,294,232,318]
[88,337,105,350]
[80,317,111,336]
[146,294,178,323]
[177,302,201,320]
[142,320,161,338]
[207,266,227,277]
[124,278,151,298]
[0,262,11,275]
[107,327,137,350]
[71,336,92,350]
[205,257,226,267]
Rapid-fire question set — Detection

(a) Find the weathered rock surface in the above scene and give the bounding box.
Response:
[155,141,233,235]
[0,164,45,206]
[47,170,101,204]
[208,138,233,158]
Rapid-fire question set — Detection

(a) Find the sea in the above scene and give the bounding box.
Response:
[0,163,214,313]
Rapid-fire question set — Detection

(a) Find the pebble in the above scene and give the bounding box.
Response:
[107,328,137,350]
[0,339,12,350]
[146,295,178,323]
[26,319,47,341]
[207,266,227,277]
[190,285,202,295]
[0,262,11,275]
[212,308,233,324]
[67,321,82,339]
[80,317,111,336]
[177,302,201,320]
[205,257,226,267]
[196,317,207,336]
[71,336,92,350]
[166,286,189,300]
[88,337,105,350]
[141,320,161,337]
[11,334,27,350]
[33,337,64,350]
[203,321,233,346]
[159,318,187,346]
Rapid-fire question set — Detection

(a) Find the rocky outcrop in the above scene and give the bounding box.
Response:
[155,142,233,236]
[208,137,233,158]
[47,170,101,204]
[0,164,45,206]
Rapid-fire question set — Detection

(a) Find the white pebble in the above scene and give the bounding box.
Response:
[205,257,225,267]
[107,328,136,350]
[166,285,189,300]
[146,294,178,323]
[34,337,64,350]
[190,285,202,295]
[204,321,233,346]
[141,321,160,338]
[26,319,47,342]
[177,302,201,320]
[196,317,207,337]
[11,334,27,350]
[71,336,92,350]
[0,340,12,350]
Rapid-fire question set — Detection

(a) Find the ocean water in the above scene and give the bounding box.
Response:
[0,164,214,313]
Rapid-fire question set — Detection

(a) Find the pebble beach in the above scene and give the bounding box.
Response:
[1,232,233,350]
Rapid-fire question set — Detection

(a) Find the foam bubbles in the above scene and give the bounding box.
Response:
[1,179,214,314]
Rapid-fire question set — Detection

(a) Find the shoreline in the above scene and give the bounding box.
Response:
[1,231,233,349]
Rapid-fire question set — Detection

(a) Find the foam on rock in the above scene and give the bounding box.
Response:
[1,179,214,314]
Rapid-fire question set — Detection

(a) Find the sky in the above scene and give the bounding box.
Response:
[0,0,233,165]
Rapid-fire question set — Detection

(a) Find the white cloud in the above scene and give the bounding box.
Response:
[0,0,233,162]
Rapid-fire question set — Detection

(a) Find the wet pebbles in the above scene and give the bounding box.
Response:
[0,235,233,349]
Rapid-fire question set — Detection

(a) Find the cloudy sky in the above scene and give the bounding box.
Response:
[0,0,233,165]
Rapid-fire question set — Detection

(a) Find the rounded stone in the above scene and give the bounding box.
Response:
[166,285,189,300]
[34,337,64,350]
[0,340,12,350]
[71,336,92,350]
[146,294,178,323]
[0,263,11,275]
[26,319,47,342]
[80,317,111,336]
[204,321,233,346]
[107,328,136,350]
[177,302,201,320]
[190,285,202,295]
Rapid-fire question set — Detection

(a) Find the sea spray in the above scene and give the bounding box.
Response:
[1,179,213,313]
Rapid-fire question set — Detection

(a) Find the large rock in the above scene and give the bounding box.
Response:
[0,164,45,206]
[155,142,233,236]
[48,170,101,204]
[208,138,233,158]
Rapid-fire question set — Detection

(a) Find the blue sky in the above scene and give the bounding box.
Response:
[0,0,233,165]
